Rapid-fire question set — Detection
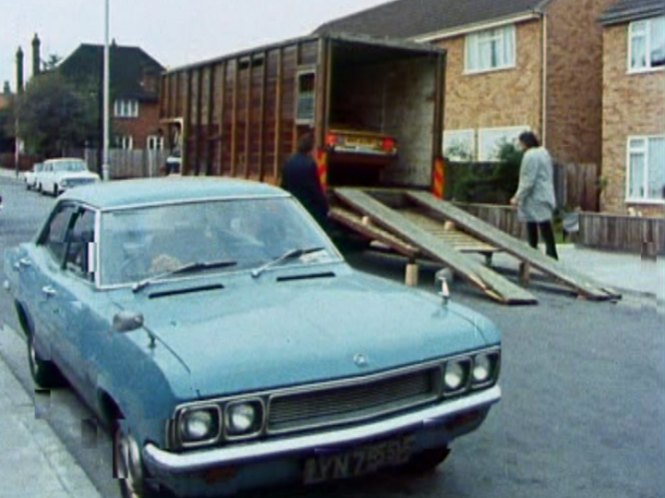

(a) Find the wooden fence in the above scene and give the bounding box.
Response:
[555,163,599,212]
[578,212,665,254]
[455,203,527,239]
[457,202,665,254]
[78,148,168,179]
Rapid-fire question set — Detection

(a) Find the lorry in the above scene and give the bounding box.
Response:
[159,33,446,192]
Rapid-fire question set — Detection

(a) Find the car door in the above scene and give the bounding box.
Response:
[20,203,78,364]
[45,206,104,398]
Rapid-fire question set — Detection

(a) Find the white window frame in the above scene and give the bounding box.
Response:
[625,135,665,204]
[465,24,516,74]
[147,135,165,151]
[443,129,476,161]
[295,68,316,125]
[116,135,133,150]
[113,99,139,118]
[478,125,529,162]
[628,16,665,74]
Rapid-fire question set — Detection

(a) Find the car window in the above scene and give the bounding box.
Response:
[99,197,339,286]
[40,204,77,264]
[64,209,96,280]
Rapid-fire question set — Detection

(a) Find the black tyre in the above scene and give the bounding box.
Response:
[114,422,164,498]
[27,332,61,388]
[53,184,58,197]
[402,446,450,474]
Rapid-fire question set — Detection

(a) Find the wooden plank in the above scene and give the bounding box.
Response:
[231,60,239,177]
[407,191,620,300]
[217,62,226,176]
[273,49,283,181]
[259,50,267,181]
[329,207,420,258]
[399,209,499,253]
[334,189,537,305]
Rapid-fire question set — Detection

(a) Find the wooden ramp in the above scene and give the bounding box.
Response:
[334,188,538,305]
[406,191,620,301]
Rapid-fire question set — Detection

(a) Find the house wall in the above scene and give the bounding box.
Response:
[545,0,615,166]
[113,101,162,149]
[435,19,543,139]
[601,24,665,216]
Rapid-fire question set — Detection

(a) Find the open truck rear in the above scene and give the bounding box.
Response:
[159,33,446,194]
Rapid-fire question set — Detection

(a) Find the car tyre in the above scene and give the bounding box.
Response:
[37,183,43,194]
[401,446,450,474]
[27,331,61,388]
[114,422,165,498]
[53,184,59,197]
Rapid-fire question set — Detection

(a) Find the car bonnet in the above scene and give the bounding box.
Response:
[111,272,496,399]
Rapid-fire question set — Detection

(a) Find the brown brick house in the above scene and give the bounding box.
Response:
[58,42,165,151]
[599,0,665,216]
[318,0,614,169]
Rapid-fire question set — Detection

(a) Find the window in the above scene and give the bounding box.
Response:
[629,16,665,71]
[466,25,516,73]
[64,209,96,279]
[443,130,476,161]
[115,135,133,150]
[296,71,316,124]
[627,136,665,203]
[40,204,77,263]
[478,126,529,161]
[147,135,165,150]
[113,99,139,118]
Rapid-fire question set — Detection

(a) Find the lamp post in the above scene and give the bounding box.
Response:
[102,0,110,181]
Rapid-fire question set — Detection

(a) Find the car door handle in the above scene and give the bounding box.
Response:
[41,286,57,298]
[14,258,32,270]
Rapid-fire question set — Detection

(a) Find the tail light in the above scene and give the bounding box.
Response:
[325,133,338,148]
[382,137,396,153]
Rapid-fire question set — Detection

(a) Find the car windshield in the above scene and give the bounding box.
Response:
[52,161,86,173]
[99,197,339,286]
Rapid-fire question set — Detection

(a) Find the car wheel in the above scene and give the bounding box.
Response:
[37,183,43,194]
[27,332,61,388]
[53,184,58,197]
[114,422,164,498]
[401,446,450,474]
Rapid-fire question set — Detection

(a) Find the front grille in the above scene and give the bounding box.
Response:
[267,367,440,435]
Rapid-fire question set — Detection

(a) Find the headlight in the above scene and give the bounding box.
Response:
[225,400,263,437]
[179,407,221,443]
[472,352,499,387]
[472,354,491,383]
[444,359,470,393]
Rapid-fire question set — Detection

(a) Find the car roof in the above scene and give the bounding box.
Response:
[58,177,288,210]
[44,157,85,163]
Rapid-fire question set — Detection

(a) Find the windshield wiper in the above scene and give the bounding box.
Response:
[132,259,237,293]
[251,247,325,279]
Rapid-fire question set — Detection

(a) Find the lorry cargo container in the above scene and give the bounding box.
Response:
[159,33,446,192]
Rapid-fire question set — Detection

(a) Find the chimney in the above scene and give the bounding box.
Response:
[32,33,41,76]
[16,46,24,94]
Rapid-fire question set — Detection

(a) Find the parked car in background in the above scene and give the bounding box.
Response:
[38,158,100,196]
[24,162,44,190]
[3,178,501,498]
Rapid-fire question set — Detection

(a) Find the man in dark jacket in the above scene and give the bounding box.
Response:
[281,133,329,228]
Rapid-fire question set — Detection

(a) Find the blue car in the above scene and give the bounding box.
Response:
[4,178,501,498]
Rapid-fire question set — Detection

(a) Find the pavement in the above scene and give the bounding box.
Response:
[0,332,102,498]
[0,165,662,497]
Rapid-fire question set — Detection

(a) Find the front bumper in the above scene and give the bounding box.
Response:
[144,385,500,475]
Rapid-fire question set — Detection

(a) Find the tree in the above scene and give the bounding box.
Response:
[17,71,98,157]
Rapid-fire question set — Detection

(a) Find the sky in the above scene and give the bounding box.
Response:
[1,0,388,91]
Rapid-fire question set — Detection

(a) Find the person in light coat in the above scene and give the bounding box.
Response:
[510,131,558,260]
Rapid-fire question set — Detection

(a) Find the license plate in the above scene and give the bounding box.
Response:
[303,434,415,485]
[345,137,378,148]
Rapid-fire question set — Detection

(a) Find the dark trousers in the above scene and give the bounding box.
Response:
[527,221,558,260]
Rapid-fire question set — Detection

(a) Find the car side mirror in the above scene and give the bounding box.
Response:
[113,310,144,332]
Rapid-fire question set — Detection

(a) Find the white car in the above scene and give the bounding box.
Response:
[24,162,44,190]
[38,158,100,196]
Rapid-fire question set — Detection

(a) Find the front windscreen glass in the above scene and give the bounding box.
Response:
[99,197,339,286]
